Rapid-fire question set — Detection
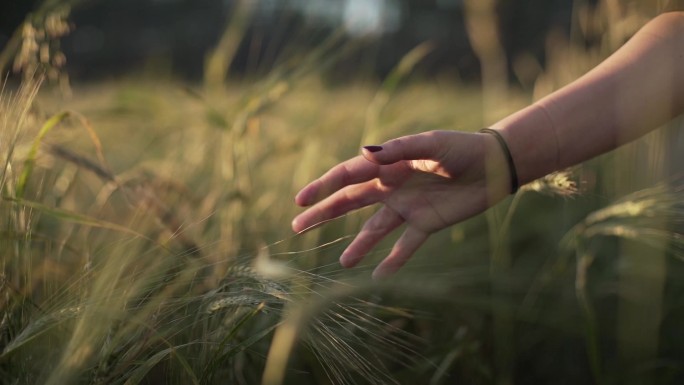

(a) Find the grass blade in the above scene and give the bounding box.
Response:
[15,111,69,198]
[123,343,198,385]
[4,196,161,246]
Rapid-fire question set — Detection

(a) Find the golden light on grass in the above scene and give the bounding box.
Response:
[2,1,684,384]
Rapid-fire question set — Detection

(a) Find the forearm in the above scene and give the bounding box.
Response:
[492,12,684,185]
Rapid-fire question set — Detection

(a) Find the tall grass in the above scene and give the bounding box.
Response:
[2,1,684,384]
[0,75,437,384]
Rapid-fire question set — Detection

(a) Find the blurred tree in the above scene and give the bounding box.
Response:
[1,0,632,83]
[498,0,572,68]
[0,0,41,37]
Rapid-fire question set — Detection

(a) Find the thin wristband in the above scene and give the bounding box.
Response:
[479,128,519,194]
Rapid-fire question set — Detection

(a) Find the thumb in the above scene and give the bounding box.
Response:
[361,131,446,165]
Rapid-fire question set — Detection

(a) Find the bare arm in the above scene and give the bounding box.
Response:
[495,12,684,184]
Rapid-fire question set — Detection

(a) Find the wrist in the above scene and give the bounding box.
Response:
[479,128,519,194]
[478,131,517,203]
[489,103,560,185]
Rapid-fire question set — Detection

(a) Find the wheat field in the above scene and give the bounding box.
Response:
[2,1,684,384]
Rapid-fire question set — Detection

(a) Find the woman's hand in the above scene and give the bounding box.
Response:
[292,130,512,278]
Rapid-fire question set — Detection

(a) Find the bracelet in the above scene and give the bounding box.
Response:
[479,128,519,194]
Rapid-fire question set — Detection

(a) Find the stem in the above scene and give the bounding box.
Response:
[575,249,603,384]
[487,196,517,385]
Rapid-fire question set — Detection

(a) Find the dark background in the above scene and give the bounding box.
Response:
[0,0,577,82]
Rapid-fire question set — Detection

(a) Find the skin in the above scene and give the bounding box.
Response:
[292,12,684,279]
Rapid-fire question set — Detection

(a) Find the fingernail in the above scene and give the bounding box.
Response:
[363,145,383,153]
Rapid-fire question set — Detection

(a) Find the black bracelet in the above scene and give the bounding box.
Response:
[479,128,519,194]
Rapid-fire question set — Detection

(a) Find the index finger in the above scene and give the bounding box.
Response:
[295,155,380,206]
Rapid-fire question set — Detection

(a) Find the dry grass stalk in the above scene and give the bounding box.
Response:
[521,169,579,197]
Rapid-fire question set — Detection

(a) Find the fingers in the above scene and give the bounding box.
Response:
[372,227,428,279]
[292,181,387,233]
[295,131,452,208]
[362,131,446,165]
[295,156,380,207]
[340,206,404,268]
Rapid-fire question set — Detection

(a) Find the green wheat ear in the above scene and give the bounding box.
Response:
[1,306,83,359]
[563,176,684,255]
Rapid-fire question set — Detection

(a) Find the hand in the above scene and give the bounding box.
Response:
[292,130,511,278]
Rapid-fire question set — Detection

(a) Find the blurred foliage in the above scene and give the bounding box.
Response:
[1,0,684,384]
[3,0,569,82]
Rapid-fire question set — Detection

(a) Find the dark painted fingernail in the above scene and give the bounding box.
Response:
[363,145,383,153]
